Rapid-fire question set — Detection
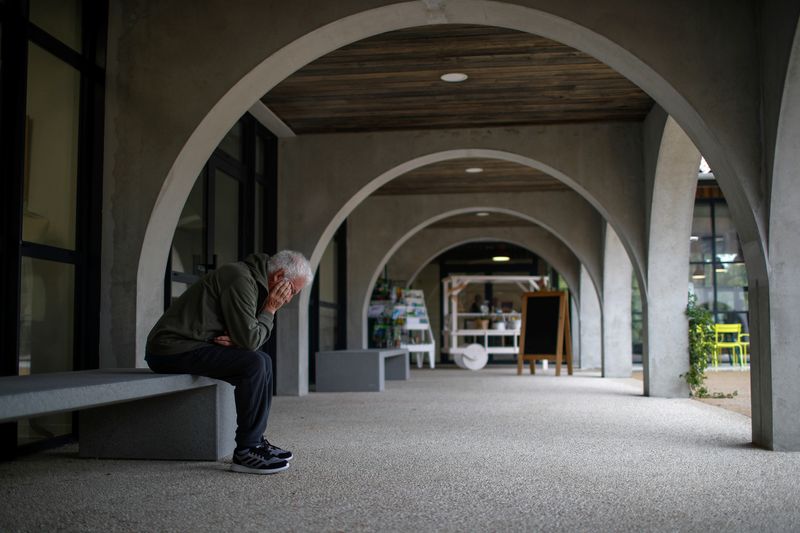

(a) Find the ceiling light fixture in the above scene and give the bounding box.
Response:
[440,72,468,83]
[691,265,706,280]
[475,212,490,217]
[689,235,699,241]
[465,167,483,174]
[492,256,511,262]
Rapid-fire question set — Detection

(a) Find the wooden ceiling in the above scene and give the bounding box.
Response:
[262,24,654,134]
[374,158,569,195]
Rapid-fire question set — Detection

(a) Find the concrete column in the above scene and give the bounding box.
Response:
[602,224,633,377]
[580,265,602,369]
[570,296,581,367]
[763,19,800,450]
[275,298,308,396]
[644,116,700,397]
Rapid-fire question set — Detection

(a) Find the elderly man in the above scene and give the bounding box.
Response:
[146,250,313,474]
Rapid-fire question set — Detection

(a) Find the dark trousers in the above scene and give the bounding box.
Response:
[145,345,273,451]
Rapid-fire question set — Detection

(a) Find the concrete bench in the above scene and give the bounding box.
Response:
[0,369,235,461]
[315,349,409,392]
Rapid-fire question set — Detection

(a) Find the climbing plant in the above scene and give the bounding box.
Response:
[683,293,715,397]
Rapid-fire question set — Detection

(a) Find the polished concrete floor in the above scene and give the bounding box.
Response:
[2,368,799,532]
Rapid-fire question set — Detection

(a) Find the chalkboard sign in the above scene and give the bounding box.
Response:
[517,291,573,376]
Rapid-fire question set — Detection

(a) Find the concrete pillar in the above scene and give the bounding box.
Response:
[570,296,581,366]
[602,224,633,377]
[763,18,800,450]
[275,298,309,396]
[644,116,700,397]
[580,265,602,369]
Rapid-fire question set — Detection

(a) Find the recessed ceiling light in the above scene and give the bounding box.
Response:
[440,72,468,83]
[475,212,490,217]
[492,256,510,262]
[689,235,699,241]
[465,167,483,174]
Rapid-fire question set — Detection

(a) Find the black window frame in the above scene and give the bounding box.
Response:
[0,0,108,458]
[689,195,749,327]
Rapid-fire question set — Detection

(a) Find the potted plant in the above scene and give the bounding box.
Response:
[491,312,506,330]
[476,304,490,329]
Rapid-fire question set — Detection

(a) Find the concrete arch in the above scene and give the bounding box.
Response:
[766,19,800,450]
[296,143,636,313]
[643,113,701,397]
[127,0,766,371]
[402,236,578,295]
[348,200,603,349]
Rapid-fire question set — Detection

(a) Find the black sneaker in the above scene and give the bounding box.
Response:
[261,437,293,461]
[231,443,289,474]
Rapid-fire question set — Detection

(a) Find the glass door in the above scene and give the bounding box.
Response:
[167,162,244,305]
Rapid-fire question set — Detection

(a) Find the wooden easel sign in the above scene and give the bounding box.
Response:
[517,291,573,376]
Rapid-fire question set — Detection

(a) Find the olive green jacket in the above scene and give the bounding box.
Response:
[146,253,274,355]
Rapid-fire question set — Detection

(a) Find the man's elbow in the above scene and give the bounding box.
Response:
[239,337,262,352]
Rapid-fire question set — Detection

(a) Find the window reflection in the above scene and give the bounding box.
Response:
[29,0,82,52]
[23,44,80,250]
[19,258,75,444]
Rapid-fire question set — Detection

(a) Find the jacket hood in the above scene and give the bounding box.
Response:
[243,253,271,289]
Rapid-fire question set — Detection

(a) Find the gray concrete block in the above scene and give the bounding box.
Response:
[315,349,409,392]
[79,382,235,461]
[0,369,236,460]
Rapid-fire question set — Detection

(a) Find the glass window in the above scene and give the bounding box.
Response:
[689,264,714,309]
[171,173,205,276]
[19,258,75,376]
[218,121,243,162]
[631,274,643,354]
[713,203,743,260]
[689,203,712,263]
[255,136,266,176]
[214,169,240,267]
[319,238,338,304]
[319,307,338,352]
[170,280,191,305]
[255,182,264,252]
[23,43,80,250]
[29,0,82,52]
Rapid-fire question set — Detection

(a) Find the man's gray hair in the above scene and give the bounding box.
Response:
[268,250,314,285]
